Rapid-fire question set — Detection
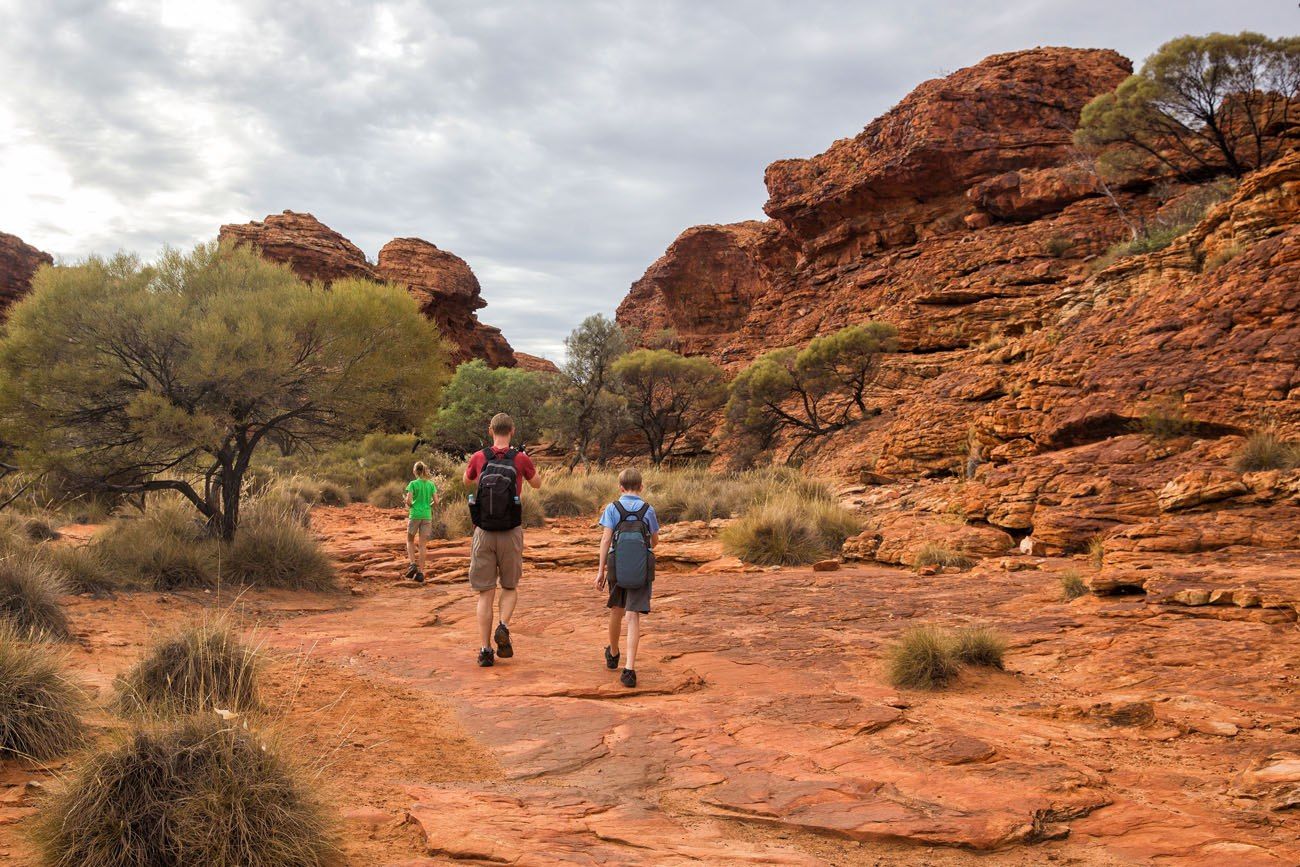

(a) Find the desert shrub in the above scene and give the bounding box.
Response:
[367,480,407,509]
[1060,569,1089,601]
[522,493,547,528]
[541,485,599,518]
[223,499,336,592]
[0,554,70,640]
[1086,536,1106,569]
[1133,395,1192,438]
[539,471,613,518]
[39,544,118,596]
[441,500,474,538]
[115,620,260,718]
[954,626,1007,669]
[886,626,960,690]
[721,494,858,566]
[0,625,83,760]
[427,360,550,454]
[912,543,974,571]
[314,480,350,507]
[33,715,336,867]
[1099,180,1238,265]
[22,517,60,542]
[93,498,217,591]
[647,468,742,523]
[1042,235,1074,258]
[1233,429,1300,473]
[1203,241,1244,272]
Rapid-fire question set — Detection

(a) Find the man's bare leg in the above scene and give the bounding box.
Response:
[626,612,641,671]
[608,606,624,656]
[477,588,496,649]
[498,588,518,627]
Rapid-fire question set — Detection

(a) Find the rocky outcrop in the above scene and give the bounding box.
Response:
[220,212,518,367]
[375,238,515,367]
[514,352,559,374]
[617,48,1137,367]
[218,210,375,283]
[0,231,53,317]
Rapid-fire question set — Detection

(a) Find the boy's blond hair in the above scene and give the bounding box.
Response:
[413,461,430,478]
[490,412,514,436]
[618,468,643,491]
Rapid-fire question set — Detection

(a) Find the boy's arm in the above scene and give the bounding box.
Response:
[595,526,614,589]
[650,531,660,548]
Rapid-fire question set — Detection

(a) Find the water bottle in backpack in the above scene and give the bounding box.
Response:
[609,501,654,590]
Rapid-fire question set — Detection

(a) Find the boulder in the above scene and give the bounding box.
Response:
[0,230,53,317]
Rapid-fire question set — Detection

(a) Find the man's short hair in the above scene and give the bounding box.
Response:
[490,412,515,436]
[618,468,643,491]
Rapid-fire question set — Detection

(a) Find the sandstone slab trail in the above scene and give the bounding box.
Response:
[0,506,1296,864]
[287,507,1297,863]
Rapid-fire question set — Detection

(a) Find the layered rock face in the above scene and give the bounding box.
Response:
[0,231,53,317]
[617,46,1300,566]
[220,212,518,367]
[618,48,1136,365]
[375,238,515,367]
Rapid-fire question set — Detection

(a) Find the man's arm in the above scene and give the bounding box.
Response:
[520,454,542,490]
[595,526,614,589]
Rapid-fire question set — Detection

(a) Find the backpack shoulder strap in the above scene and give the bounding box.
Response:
[504,447,518,462]
[480,447,495,463]
[633,502,650,519]
[612,500,632,521]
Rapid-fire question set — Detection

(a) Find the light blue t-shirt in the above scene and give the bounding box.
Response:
[600,494,660,535]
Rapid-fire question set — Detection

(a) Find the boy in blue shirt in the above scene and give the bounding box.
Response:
[594,468,660,688]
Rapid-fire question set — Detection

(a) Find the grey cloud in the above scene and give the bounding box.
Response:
[1,0,1295,360]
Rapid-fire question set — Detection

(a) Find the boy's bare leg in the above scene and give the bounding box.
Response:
[405,533,417,566]
[498,588,517,626]
[626,612,641,670]
[608,607,624,656]
[477,588,496,648]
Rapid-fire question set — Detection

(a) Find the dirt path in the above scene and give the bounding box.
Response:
[3,506,1297,865]
[263,506,1299,865]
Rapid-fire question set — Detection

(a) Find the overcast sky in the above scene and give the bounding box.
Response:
[1,1,1294,358]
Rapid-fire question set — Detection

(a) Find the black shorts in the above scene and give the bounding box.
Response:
[607,580,652,614]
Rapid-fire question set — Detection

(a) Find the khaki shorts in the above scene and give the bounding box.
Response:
[469,527,524,592]
[407,518,433,539]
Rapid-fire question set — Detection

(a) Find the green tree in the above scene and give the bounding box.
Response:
[726,323,897,457]
[613,349,726,465]
[547,315,627,469]
[427,360,550,454]
[1076,32,1300,178]
[0,243,448,539]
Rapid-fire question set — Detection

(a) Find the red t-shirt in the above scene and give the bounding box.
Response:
[465,446,536,495]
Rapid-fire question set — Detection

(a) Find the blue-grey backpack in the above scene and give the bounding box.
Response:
[610,500,654,590]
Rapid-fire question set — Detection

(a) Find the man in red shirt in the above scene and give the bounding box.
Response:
[464,412,541,667]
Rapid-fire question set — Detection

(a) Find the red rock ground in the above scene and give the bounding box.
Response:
[2,504,1296,865]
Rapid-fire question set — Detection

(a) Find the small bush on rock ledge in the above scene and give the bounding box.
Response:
[1061,570,1089,601]
[1233,429,1300,473]
[721,495,859,566]
[912,543,974,571]
[954,626,1007,669]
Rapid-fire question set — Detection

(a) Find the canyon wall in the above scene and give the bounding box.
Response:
[0,231,53,318]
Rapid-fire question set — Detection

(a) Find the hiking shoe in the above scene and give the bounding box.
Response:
[604,645,620,670]
[494,622,513,659]
[413,571,425,584]
[405,562,418,579]
[477,648,494,667]
[620,668,637,688]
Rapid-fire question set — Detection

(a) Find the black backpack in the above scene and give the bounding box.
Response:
[470,447,521,531]
[609,500,654,590]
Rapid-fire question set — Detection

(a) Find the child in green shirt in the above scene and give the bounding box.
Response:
[404,461,440,582]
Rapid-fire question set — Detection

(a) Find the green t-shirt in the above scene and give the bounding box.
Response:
[406,478,437,520]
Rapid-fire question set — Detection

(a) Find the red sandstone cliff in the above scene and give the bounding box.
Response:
[616,46,1300,566]
[219,212,517,367]
[0,231,53,317]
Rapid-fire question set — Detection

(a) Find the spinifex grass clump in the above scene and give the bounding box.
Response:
[0,625,83,760]
[367,480,407,509]
[886,626,960,690]
[93,497,217,591]
[39,543,118,597]
[911,543,974,571]
[223,498,337,592]
[721,494,860,566]
[0,554,70,640]
[953,626,1007,669]
[115,620,261,718]
[1060,569,1089,601]
[34,716,337,867]
[1233,429,1300,473]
